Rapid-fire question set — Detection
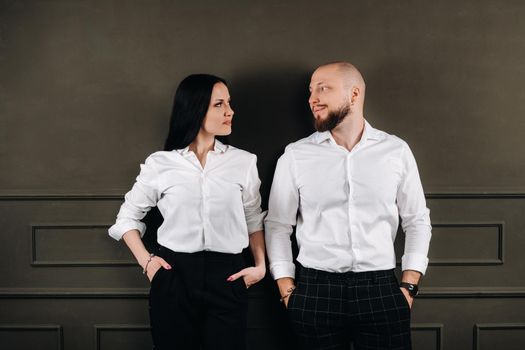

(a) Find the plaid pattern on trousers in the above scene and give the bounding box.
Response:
[287,265,412,350]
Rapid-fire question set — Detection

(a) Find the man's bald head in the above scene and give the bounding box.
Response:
[309,61,366,130]
[317,61,366,96]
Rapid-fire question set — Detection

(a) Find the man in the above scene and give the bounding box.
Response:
[265,62,431,350]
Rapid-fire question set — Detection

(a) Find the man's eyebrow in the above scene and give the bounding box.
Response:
[308,81,324,89]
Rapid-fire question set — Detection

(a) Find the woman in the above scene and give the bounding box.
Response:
[108,74,266,349]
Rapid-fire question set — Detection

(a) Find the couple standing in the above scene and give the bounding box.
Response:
[109,61,432,350]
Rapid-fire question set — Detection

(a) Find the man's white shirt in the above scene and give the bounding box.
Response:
[265,121,432,280]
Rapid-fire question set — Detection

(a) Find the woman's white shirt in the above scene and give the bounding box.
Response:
[109,140,265,254]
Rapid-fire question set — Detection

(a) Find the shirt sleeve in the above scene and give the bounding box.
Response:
[264,149,299,280]
[397,143,432,275]
[242,155,266,234]
[108,155,161,241]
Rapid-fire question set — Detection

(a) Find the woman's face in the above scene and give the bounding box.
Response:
[201,82,234,136]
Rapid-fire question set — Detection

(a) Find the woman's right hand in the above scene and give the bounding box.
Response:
[145,256,172,282]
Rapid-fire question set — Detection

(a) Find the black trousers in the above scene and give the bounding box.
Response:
[149,247,249,350]
[287,265,412,350]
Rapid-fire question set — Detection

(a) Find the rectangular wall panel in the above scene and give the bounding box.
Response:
[395,195,525,294]
[95,325,151,350]
[475,323,525,350]
[395,223,503,266]
[0,196,149,291]
[31,224,135,266]
[412,324,443,350]
[0,324,63,350]
[427,223,503,265]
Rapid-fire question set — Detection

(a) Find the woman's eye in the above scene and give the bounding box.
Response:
[215,102,222,107]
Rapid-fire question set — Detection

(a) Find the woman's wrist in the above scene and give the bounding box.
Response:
[138,251,154,269]
[254,264,266,276]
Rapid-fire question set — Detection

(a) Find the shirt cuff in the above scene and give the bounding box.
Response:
[401,253,429,275]
[246,210,267,234]
[269,261,296,280]
[108,220,146,241]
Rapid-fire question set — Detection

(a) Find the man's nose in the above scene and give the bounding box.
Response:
[309,92,319,106]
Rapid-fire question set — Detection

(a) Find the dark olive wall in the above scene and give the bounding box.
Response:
[1,1,525,350]
[2,0,525,195]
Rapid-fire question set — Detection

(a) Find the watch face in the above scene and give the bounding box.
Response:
[401,283,418,296]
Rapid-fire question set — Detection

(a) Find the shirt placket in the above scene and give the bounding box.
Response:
[200,171,208,249]
[187,151,211,251]
[201,153,214,250]
[346,153,359,269]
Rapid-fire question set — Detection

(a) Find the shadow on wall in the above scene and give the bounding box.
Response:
[229,63,314,208]
[230,65,313,348]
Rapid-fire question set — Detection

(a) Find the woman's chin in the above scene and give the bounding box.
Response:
[216,128,232,136]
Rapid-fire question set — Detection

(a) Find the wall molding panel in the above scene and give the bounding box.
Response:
[30,224,136,267]
[411,323,444,350]
[473,323,525,350]
[427,222,504,266]
[0,324,64,350]
[94,324,150,350]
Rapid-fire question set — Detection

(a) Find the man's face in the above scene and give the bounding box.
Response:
[308,66,351,132]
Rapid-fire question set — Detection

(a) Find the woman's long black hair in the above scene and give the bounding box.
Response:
[163,74,227,151]
[143,74,228,250]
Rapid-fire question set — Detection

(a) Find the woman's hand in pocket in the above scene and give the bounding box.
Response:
[146,257,171,282]
[227,265,266,288]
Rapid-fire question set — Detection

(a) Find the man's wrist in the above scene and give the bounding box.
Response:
[279,286,296,302]
[276,277,295,297]
[401,269,422,284]
[400,282,419,297]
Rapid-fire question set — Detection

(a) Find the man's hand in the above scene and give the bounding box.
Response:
[276,277,296,308]
[400,269,421,309]
[400,287,414,309]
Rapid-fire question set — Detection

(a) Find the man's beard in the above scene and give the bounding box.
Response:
[313,102,351,132]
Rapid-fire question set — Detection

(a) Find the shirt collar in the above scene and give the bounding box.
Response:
[315,119,380,144]
[176,139,228,155]
[213,139,228,153]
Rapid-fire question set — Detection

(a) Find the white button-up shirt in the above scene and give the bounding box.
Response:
[265,121,432,279]
[109,140,265,254]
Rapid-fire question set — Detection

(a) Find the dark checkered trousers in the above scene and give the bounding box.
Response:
[287,264,412,350]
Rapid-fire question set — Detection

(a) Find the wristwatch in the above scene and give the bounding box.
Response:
[400,282,419,297]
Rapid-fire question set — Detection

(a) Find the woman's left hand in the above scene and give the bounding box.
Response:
[227,265,266,288]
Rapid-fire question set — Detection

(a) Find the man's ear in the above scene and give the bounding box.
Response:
[350,86,360,105]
